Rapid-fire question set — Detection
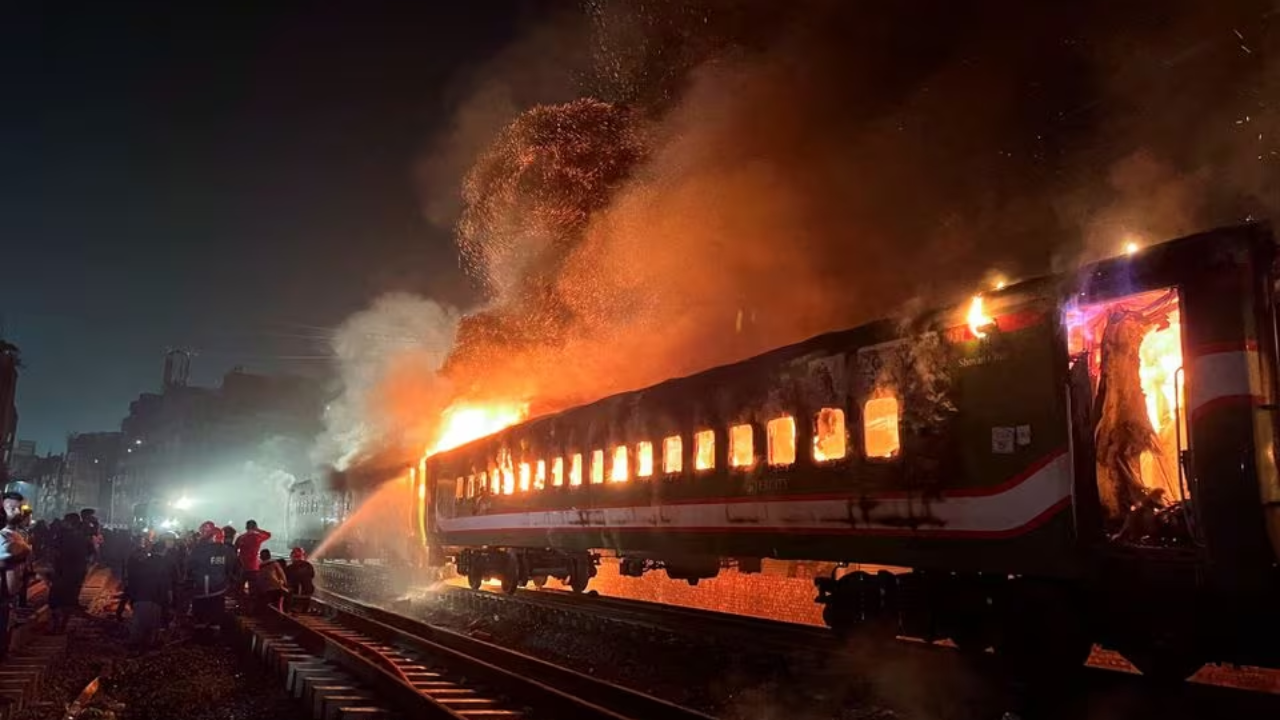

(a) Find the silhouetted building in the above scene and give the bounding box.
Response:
[114,363,323,527]
[0,343,18,482]
[29,453,65,516]
[7,440,35,481]
[62,432,121,519]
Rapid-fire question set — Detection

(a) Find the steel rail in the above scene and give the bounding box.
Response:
[315,588,715,720]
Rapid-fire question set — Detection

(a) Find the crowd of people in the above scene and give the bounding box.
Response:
[0,503,317,657]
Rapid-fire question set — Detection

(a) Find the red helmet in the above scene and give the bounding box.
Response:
[197,520,217,538]
[290,547,306,561]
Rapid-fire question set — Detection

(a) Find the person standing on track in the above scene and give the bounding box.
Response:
[80,508,102,567]
[233,519,270,598]
[189,521,236,640]
[0,507,31,661]
[49,513,89,633]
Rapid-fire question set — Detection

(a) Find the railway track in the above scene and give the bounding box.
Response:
[442,583,836,658]
[248,591,714,720]
[440,582,1280,696]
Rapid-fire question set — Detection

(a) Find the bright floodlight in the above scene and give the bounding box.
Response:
[172,496,193,510]
[1125,241,1140,256]
[135,439,142,446]
[160,518,176,529]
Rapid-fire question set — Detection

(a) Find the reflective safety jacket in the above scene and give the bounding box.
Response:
[188,540,237,598]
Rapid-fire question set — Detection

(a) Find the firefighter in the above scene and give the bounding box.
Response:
[187,521,236,640]
[220,525,241,610]
[284,547,315,613]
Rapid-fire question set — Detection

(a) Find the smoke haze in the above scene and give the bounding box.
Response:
[329,0,1280,478]
[315,293,459,476]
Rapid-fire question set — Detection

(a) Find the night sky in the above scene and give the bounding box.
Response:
[1,2,547,452]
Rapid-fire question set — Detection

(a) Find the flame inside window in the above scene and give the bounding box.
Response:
[1066,289,1185,506]
[502,466,515,495]
[454,477,464,499]
[611,446,629,482]
[864,396,901,459]
[479,471,489,494]
[637,441,654,477]
[664,435,683,474]
[534,460,546,490]
[813,408,847,461]
[569,454,583,486]
[591,450,605,484]
[694,431,714,470]
[518,462,531,492]
[767,416,796,466]
[729,424,754,468]
[551,457,564,487]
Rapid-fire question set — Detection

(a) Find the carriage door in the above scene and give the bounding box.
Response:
[1064,287,1195,546]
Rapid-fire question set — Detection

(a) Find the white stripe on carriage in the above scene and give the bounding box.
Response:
[1189,350,1262,412]
[437,453,1071,535]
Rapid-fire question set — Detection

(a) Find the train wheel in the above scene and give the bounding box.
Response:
[467,568,483,591]
[529,575,547,589]
[500,550,520,595]
[1125,651,1202,683]
[568,558,590,593]
[1121,637,1203,683]
[994,580,1091,679]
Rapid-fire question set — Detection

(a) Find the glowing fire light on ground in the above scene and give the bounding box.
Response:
[967,295,995,338]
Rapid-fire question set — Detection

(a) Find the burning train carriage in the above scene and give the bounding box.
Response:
[430,289,1074,572]
[423,223,1280,677]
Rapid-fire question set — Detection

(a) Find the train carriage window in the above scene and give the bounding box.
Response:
[535,460,547,490]
[518,462,531,492]
[863,396,901,459]
[611,446,629,482]
[455,477,465,499]
[591,449,605,484]
[636,441,654,477]
[813,408,848,461]
[480,471,490,495]
[694,430,715,470]
[663,436,683,474]
[767,416,797,466]
[552,457,565,487]
[729,424,755,468]
[466,474,476,498]
[570,454,583,486]
[502,465,515,495]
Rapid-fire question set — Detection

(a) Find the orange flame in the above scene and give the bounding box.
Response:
[967,295,994,338]
[428,400,529,457]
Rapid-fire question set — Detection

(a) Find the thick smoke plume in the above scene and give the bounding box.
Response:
[315,293,459,479]
[337,0,1280,479]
